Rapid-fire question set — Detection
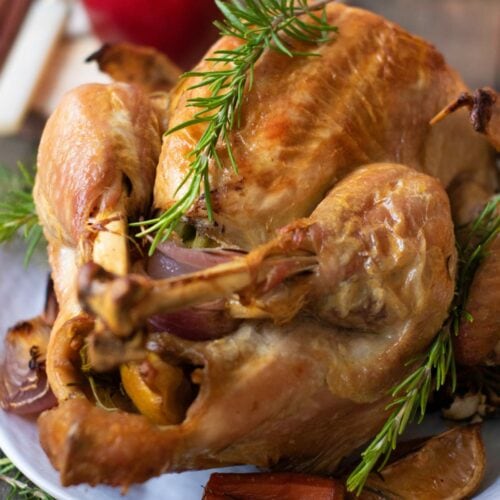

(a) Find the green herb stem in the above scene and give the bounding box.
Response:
[134,0,338,254]
[0,163,43,266]
[0,456,53,499]
[346,195,499,494]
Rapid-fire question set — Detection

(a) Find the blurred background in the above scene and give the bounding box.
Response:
[0,0,499,169]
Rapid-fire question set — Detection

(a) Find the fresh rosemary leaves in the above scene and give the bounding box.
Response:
[0,456,53,499]
[135,0,338,253]
[347,195,500,495]
[0,163,43,266]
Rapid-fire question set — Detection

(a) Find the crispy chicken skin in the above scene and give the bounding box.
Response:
[33,3,498,489]
[34,83,164,399]
[156,4,494,249]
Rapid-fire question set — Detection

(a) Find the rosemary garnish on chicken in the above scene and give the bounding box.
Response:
[0,163,43,266]
[347,195,500,495]
[133,0,338,253]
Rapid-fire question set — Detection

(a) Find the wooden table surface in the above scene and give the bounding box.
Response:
[349,0,500,88]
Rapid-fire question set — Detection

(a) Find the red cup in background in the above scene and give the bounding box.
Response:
[82,0,221,68]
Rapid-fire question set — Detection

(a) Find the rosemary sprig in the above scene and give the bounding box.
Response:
[134,0,338,253]
[79,345,120,412]
[0,456,53,499]
[0,163,43,266]
[346,195,500,495]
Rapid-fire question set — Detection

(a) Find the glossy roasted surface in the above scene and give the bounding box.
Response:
[156,3,494,249]
[33,2,498,490]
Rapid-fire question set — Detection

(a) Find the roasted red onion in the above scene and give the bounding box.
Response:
[148,306,240,341]
[0,318,57,415]
[147,241,243,279]
[146,242,243,339]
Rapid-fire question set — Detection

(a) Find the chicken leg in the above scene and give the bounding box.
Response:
[34,83,164,399]
[82,163,455,341]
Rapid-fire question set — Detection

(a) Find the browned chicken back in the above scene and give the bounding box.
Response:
[33,2,497,489]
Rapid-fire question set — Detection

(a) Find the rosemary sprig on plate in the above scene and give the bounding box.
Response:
[0,456,53,499]
[134,0,338,253]
[347,195,500,495]
[0,163,43,266]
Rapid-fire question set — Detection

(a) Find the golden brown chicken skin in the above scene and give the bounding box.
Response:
[34,2,497,490]
[156,3,495,249]
[35,83,162,249]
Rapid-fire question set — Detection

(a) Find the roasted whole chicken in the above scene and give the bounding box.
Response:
[7,3,499,488]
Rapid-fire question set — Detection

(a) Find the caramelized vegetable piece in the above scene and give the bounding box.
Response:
[0,279,58,415]
[86,42,181,93]
[0,317,56,414]
[120,353,192,425]
[361,426,485,500]
[203,473,345,500]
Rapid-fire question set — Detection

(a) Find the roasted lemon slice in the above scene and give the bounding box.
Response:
[362,425,486,500]
[120,353,191,425]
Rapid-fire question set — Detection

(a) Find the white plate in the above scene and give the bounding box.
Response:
[0,241,498,499]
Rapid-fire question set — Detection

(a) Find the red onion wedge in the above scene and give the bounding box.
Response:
[148,306,240,341]
[0,278,58,415]
[147,242,244,279]
[0,317,57,415]
[146,242,244,340]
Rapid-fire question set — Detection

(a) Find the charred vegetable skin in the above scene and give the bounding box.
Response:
[0,280,57,415]
[203,472,345,500]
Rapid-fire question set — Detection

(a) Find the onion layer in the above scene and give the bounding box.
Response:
[146,242,243,340]
[147,242,243,279]
[0,318,57,415]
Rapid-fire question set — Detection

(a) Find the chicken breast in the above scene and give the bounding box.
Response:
[155,3,495,249]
